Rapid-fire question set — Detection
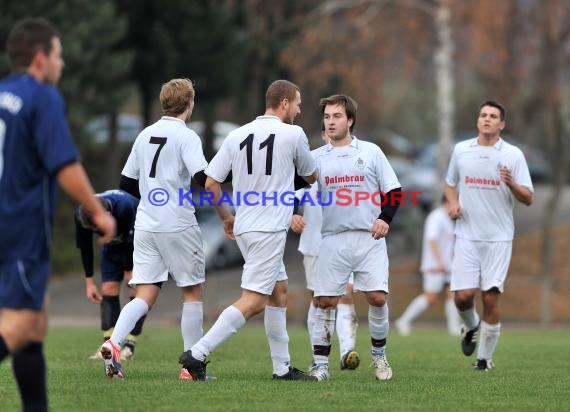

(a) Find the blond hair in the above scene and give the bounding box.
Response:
[160,78,195,116]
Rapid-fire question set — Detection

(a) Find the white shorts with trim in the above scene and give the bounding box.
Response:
[304,255,354,292]
[422,271,450,293]
[450,238,512,293]
[314,231,389,297]
[237,231,288,295]
[131,227,205,287]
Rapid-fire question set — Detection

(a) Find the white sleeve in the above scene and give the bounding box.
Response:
[512,151,534,192]
[121,140,140,179]
[376,150,401,192]
[181,133,208,177]
[205,139,232,183]
[294,131,316,176]
[445,145,459,187]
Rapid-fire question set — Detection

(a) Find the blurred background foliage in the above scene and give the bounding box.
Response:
[1,0,569,274]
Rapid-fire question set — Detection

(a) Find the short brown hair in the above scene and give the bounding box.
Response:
[479,100,506,121]
[6,18,59,71]
[160,78,195,116]
[78,197,111,232]
[319,94,358,132]
[265,80,299,110]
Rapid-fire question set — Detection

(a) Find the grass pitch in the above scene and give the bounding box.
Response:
[0,325,568,411]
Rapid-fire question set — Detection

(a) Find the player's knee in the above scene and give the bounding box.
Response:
[315,296,337,310]
[101,282,121,296]
[425,293,438,305]
[366,292,386,307]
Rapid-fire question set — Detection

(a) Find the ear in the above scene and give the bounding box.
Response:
[31,50,46,71]
[348,118,354,129]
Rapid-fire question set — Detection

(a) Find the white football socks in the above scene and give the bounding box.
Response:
[191,305,246,361]
[369,303,389,341]
[445,297,462,336]
[181,301,203,351]
[311,308,336,365]
[336,303,358,358]
[265,305,291,376]
[110,297,148,347]
[477,321,501,360]
[307,301,316,346]
[458,306,480,331]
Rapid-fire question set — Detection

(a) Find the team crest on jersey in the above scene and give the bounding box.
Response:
[355,157,365,170]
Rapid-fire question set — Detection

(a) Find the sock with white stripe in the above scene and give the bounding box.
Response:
[311,308,336,365]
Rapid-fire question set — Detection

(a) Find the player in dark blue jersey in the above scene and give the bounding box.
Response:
[75,189,146,361]
[0,18,115,411]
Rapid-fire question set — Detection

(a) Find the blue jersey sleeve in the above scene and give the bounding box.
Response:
[33,86,79,173]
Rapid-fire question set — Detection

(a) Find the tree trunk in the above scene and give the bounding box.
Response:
[106,111,121,187]
[433,0,454,207]
[538,2,568,326]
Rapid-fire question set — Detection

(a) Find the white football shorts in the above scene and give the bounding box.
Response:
[422,271,450,293]
[450,238,512,293]
[236,230,288,295]
[131,227,205,287]
[314,231,389,297]
[303,255,355,292]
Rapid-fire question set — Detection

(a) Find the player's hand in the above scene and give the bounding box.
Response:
[499,166,513,186]
[448,203,462,220]
[222,215,236,240]
[290,214,305,234]
[92,211,116,245]
[85,278,102,304]
[371,219,390,240]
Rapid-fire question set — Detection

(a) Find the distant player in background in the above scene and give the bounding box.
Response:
[445,100,533,371]
[179,79,318,381]
[309,94,403,381]
[0,18,115,411]
[290,128,360,371]
[75,189,146,360]
[395,196,461,337]
[100,78,213,380]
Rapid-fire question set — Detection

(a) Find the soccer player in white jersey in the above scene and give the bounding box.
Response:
[445,101,533,371]
[99,78,219,379]
[179,79,318,381]
[309,95,403,381]
[290,130,360,371]
[395,196,461,337]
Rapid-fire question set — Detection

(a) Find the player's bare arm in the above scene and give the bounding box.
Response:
[205,176,235,240]
[444,184,462,220]
[57,162,116,243]
[303,169,318,184]
[500,167,533,206]
[85,277,102,304]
